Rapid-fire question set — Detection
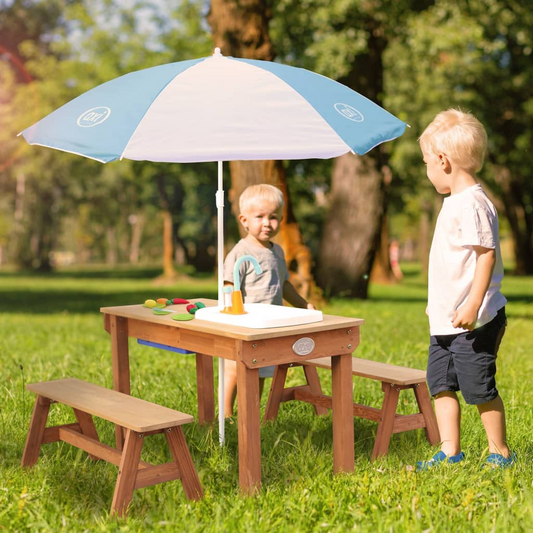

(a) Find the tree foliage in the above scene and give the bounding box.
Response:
[386,0,533,273]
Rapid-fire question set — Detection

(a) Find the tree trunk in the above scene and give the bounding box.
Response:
[317,153,385,298]
[370,212,395,285]
[208,0,316,301]
[128,213,143,264]
[106,227,118,266]
[156,173,178,280]
[316,19,390,299]
[493,165,533,275]
[370,165,395,284]
[162,210,175,278]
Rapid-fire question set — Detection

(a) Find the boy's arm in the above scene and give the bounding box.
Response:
[451,246,495,330]
[282,280,315,310]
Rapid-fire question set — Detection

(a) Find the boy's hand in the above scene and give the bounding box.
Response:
[307,303,316,310]
[452,305,478,331]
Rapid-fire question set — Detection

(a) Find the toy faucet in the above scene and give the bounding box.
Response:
[224,255,262,315]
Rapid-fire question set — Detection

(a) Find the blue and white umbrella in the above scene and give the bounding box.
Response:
[20,48,407,441]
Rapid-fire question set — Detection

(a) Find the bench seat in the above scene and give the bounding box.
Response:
[22,378,203,516]
[265,357,440,460]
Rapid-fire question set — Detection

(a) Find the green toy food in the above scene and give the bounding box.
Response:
[171,313,195,321]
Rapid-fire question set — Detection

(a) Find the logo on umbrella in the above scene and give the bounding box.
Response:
[77,107,111,128]
[334,103,364,122]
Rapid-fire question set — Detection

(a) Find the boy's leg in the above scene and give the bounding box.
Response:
[477,395,510,457]
[224,359,238,416]
[434,391,461,456]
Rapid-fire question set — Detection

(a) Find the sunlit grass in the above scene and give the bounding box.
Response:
[1,266,532,532]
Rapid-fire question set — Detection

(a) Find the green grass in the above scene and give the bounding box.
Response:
[1,266,532,532]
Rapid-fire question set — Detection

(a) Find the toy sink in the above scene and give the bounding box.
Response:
[194,303,323,329]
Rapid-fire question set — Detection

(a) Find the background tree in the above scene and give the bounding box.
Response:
[386,0,533,274]
[271,0,433,298]
[207,0,317,301]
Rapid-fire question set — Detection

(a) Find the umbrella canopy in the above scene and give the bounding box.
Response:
[20,49,406,163]
[19,48,407,444]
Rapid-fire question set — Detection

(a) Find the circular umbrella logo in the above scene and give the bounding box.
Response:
[77,107,111,127]
[334,103,364,122]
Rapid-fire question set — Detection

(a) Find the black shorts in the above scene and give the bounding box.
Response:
[427,307,507,405]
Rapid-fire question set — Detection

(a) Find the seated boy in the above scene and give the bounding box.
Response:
[223,184,315,416]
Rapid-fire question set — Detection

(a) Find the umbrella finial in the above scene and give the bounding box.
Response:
[213,47,222,57]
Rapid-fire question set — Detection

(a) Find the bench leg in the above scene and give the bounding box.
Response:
[111,429,144,517]
[414,382,440,445]
[166,426,203,500]
[73,408,100,460]
[372,383,400,460]
[264,364,289,421]
[303,365,329,416]
[21,395,51,467]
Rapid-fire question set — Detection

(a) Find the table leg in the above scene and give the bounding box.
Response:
[110,315,130,450]
[236,360,261,495]
[331,353,355,474]
[195,353,215,424]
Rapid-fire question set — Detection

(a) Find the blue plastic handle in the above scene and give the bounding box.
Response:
[233,254,262,291]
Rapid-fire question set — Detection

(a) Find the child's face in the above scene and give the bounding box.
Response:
[422,147,451,195]
[239,200,282,246]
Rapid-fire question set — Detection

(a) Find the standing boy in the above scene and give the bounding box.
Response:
[223,184,315,416]
[417,109,514,470]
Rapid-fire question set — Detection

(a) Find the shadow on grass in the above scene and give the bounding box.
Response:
[0,288,218,315]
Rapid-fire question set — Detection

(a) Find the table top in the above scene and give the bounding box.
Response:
[101,299,364,342]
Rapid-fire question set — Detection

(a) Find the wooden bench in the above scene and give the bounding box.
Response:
[21,378,203,516]
[264,357,440,460]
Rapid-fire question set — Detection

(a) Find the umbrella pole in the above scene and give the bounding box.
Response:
[217,160,225,445]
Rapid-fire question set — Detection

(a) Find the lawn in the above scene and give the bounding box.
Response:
[1,266,532,532]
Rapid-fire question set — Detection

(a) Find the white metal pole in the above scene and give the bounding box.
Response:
[216,160,225,444]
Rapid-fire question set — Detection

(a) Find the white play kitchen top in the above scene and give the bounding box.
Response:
[194,303,323,329]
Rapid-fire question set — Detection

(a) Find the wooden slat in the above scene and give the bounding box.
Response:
[166,426,204,500]
[42,423,81,443]
[391,413,426,433]
[21,395,51,467]
[240,328,359,368]
[101,302,364,342]
[128,318,239,360]
[331,354,354,474]
[264,364,290,421]
[58,427,151,469]
[134,463,181,489]
[111,429,144,517]
[73,408,100,460]
[27,379,193,432]
[304,356,427,386]
[110,314,130,450]
[414,383,441,445]
[195,353,215,423]
[303,365,329,416]
[236,361,261,495]
[293,389,382,422]
[372,385,400,459]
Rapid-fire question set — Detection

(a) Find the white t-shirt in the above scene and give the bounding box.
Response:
[428,184,507,336]
[223,239,289,305]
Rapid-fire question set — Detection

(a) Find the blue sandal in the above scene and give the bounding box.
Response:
[485,452,516,469]
[416,450,465,472]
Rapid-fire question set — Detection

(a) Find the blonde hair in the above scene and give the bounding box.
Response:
[239,184,284,214]
[419,109,487,172]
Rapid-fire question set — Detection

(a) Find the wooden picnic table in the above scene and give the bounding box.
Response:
[101,299,363,495]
